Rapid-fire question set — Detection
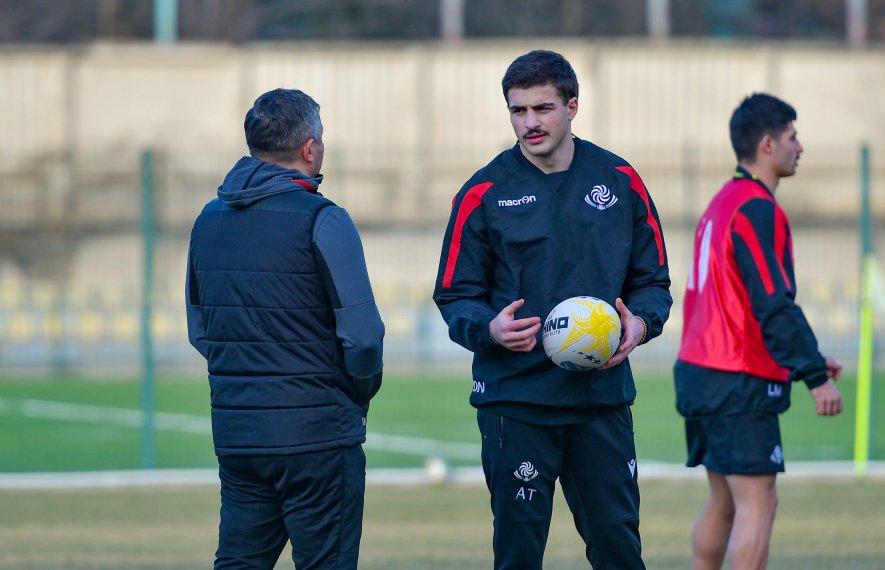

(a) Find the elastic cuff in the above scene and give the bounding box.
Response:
[635,315,648,345]
[487,318,500,346]
[803,373,829,390]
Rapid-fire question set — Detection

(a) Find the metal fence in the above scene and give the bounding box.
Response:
[0,144,880,377]
[0,40,883,376]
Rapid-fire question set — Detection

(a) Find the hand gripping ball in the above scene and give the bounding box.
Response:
[542,296,621,371]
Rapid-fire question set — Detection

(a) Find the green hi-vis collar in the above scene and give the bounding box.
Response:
[733,166,759,181]
[733,165,774,196]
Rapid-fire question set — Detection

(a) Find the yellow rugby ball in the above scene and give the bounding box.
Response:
[542,296,621,371]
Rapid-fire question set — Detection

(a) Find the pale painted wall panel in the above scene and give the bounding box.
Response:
[72,45,242,157]
[0,52,69,160]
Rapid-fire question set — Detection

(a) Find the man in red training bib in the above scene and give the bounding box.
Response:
[674,93,843,570]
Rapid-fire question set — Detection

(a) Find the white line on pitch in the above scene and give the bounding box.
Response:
[364,433,480,459]
[2,397,211,434]
[0,397,481,459]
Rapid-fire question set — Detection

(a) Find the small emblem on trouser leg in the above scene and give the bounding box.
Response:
[513,461,539,482]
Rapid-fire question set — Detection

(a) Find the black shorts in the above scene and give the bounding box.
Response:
[685,410,785,474]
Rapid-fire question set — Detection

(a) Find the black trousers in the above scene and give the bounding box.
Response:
[477,406,644,570]
[214,445,366,570]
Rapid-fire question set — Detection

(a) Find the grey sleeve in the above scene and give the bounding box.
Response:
[313,206,385,379]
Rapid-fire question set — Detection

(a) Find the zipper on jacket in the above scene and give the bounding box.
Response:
[496,414,504,450]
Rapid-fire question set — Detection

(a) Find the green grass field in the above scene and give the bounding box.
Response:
[1,478,884,569]
[0,373,881,472]
[1,373,884,568]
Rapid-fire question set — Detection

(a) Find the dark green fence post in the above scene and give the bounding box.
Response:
[140,149,156,469]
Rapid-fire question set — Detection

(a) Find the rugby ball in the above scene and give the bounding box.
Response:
[542,296,621,371]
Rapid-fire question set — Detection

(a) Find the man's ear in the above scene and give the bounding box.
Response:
[300,138,317,164]
[758,133,774,158]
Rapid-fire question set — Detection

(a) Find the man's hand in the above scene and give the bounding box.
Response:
[825,355,843,381]
[489,299,541,352]
[810,354,843,416]
[598,298,643,370]
[810,379,843,416]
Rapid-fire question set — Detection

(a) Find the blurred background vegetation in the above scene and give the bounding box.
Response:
[0,0,883,44]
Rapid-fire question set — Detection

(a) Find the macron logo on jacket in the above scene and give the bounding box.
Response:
[498,195,537,207]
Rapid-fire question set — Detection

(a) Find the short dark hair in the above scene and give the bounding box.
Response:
[244,88,322,159]
[501,50,578,105]
[729,93,797,162]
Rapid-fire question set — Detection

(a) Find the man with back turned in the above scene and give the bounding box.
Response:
[186,88,384,569]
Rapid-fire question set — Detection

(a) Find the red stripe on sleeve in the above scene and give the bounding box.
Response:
[441,182,493,288]
[615,166,665,265]
[773,207,792,291]
[733,211,775,295]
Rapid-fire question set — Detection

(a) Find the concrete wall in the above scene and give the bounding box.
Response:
[2,39,883,224]
[0,40,882,374]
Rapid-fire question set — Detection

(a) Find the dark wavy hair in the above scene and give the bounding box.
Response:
[501,50,578,105]
[729,93,797,162]
[244,88,322,159]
